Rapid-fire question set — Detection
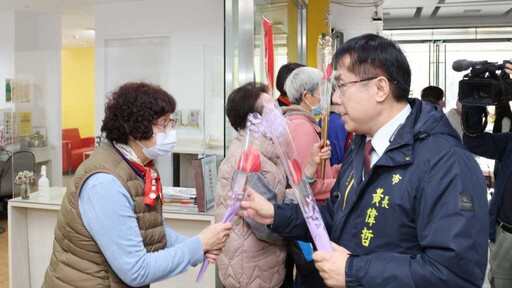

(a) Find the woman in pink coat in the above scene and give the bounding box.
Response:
[283,67,340,204]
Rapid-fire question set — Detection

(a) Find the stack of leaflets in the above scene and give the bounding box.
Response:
[162,186,197,208]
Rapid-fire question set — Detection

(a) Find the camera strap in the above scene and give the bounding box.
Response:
[461,107,488,137]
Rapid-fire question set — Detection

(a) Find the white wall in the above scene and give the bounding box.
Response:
[95,0,224,133]
[94,0,224,185]
[330,5,383,42]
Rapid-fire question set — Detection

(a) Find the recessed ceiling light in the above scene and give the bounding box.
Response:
[463,9,481,14]
[74,35,80,40]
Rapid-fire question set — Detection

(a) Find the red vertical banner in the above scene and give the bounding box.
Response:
[262,16,274,93]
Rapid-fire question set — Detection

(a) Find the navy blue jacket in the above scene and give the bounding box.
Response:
[271,99,488,287]
[463,106,512,242]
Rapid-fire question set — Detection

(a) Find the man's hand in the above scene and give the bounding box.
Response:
[506,58,512,75]
[313,242,350,288]
[238,187,275,225]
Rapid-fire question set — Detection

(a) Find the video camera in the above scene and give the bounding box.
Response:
[453,59,512,106]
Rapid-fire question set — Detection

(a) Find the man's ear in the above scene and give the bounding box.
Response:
[375,77,391,103]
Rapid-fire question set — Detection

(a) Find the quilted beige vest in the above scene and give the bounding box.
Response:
[43,143,167,288]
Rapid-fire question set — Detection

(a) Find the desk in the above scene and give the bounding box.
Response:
[8,187,218,288]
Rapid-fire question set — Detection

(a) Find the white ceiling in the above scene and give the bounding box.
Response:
[382,0,512,29]
[0,0,511,48]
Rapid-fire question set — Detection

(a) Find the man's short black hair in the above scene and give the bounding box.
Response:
[421,86,444,105]
[333,34,411,102]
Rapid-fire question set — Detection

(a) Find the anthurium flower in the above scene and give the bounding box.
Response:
[237,145,261,173]
[289,158,303,185]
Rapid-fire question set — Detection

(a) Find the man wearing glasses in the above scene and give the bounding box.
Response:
[239,34,488,287]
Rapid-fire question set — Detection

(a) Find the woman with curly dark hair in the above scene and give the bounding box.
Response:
[44,82,232,287]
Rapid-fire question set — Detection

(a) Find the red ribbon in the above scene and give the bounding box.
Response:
[130,161,162,207]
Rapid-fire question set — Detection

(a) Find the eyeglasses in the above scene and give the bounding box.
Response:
[336,76,379,93]
[308,91,321,99]
[154,118,176,132]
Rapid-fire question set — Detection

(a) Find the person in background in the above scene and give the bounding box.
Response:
[421,85,446,108]
[446,99,463,139]
[43,82,232,288]
[493,101,512,180]
[462,59,512,288]
[240,34,488,288]
[319,81,350,165]
[215,82,331,288]
[493,102,512,134]
[276,62,305,107]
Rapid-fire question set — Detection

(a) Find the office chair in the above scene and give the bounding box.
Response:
[0,150,36,224]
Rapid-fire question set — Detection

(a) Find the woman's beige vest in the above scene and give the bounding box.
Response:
[43,143,167,288]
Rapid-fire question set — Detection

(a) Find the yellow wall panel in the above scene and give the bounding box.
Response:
[307,0,329,68]
[61,47,95,138]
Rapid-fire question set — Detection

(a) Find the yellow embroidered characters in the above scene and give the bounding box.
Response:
[361,227,374,247]
[372,188,384,207]
[365,208,378,226]
[392,173,402,185]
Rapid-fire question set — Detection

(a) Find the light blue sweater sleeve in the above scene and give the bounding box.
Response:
[79,173,204,286]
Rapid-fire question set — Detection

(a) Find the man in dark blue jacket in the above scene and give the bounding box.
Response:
[462,60,512,288]
[240,34,488,288]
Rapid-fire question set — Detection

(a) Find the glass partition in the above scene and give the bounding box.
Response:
[224,0,306,148]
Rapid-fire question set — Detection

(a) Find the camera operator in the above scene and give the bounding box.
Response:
[462,59,512,288]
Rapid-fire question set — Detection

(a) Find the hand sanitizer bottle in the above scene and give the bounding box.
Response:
[38,165,50,201]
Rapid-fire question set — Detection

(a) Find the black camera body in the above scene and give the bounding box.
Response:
[455,60,512,106]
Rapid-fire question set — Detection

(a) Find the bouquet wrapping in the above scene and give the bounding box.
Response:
[262,102,333,253]
[317,34,334,180]
[196,113,263,282]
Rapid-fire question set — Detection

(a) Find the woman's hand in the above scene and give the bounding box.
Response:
[198,222,232,252]
[310,140,332,165]
[304,140,331,178]
[205,249,221,264]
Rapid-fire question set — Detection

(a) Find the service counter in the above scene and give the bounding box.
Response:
[8,187,218,288]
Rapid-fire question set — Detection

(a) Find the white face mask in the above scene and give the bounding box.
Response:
[139,130,177,159]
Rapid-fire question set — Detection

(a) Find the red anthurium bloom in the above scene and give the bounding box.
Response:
[323,63,333,79]
[289,158,303,185]
[237,145,262,173]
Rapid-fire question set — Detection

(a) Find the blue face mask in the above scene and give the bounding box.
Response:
[305,93,323,116]
[138,130,177,159]
[312,104,323,116]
